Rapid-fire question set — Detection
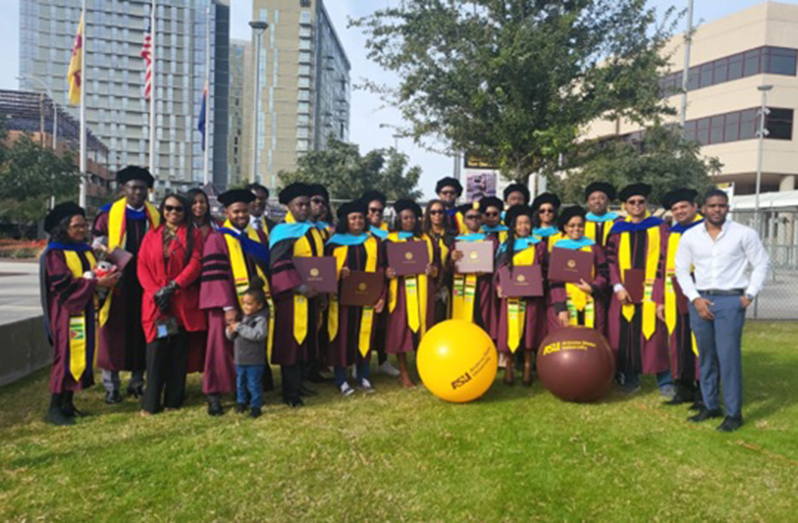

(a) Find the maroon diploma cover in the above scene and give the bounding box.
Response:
[340,271,384,307]
[498,265,544,298]
[548,248,592,284]
[454,241,494,274]
[623,269,645,304]
[386,241,429,276]
[294,256,338,294]
[107,247,134,272]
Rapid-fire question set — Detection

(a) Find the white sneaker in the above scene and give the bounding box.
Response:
[339,382,355,397]
[358,378,376,394]
[377,360,400,377]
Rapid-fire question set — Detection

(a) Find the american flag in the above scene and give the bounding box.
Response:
[141,21,153,99]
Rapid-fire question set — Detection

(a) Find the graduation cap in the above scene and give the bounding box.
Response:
[479,196,504,214]
[504,204,534,227]
[457,202,480,216]
[584,182,616,201]
[435,177,463,197]
[618,183,652,202]
[309,184,329,202]
[279,182,312,205]
[557,205,587,232]
[117,166,155,188]
[218,189,256,207]
[361,190,387,206]
[336,199,368,221]
[45,202,85,234]
[503,183,530,204]
[246,183,269,199]
[662,188,698,210]
[531,192,561,211]
[393,199,422,217]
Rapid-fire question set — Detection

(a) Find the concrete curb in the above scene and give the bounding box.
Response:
[0,315,51,388]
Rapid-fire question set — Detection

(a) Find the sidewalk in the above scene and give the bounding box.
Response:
[0,260,41,326]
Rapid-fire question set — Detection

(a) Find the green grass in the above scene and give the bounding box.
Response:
[1,322,797,521]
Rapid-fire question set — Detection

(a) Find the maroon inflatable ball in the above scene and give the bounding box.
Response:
[536,327,616,403]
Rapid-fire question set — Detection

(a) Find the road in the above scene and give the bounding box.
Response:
[0,261,41,326]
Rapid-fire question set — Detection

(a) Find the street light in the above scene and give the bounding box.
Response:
[754,84,773,235]
[250,20,269,185]
[17,75,57,151]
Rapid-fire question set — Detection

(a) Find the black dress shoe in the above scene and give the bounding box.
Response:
[663,392,694,406]
[249,407,262,418]
[235,403,247,414]
[105,391,123,404]
[127,386,144,399]
[717,416,744,432]
[284,397,304,408]
[688,400,705,411]
[207,401,224,417]
[688,408,723,423]
[298,385,318,397]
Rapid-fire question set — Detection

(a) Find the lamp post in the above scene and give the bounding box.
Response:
[18,75,57,151]
[679,0,694,133]
[249,20,269,185]
[755,85,773,235]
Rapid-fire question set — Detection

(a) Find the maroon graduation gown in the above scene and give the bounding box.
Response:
[547,243,609,334]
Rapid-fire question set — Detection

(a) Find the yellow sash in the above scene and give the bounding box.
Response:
[291,227,325,345]
[506,246,537,353]
[222,220,273,358]
[563,246,595,328]
[546,232,566,253]
[665,214,702,356]
[388,233,434,335]
[328,237,379,357]
[100,198,160,326]
[618,217,660,340]
[63,250,98,382]
[585,220,614,247]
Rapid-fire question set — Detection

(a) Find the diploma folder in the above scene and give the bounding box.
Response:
[498,265,544,298]
[623,269,645,304]
[340,271,384,307]
[454,241,494,274]
[106,247,134,273]
[386,241,430,276]
[294,256,338,294]
[548,248,593,284]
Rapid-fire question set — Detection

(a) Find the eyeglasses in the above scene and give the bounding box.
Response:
[164,205,184,213]
[368,207,384,214]
[483,211,499,217]
[465,214,480,220]
[627,199,646,206]
[539,208,554,214]
[68,223,88,230]
[428,209,445,215]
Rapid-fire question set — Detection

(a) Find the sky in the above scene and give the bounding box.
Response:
[0,0,795,197]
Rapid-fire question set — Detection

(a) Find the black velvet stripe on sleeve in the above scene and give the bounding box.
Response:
[202,263,230,272]
[202,254,228,263]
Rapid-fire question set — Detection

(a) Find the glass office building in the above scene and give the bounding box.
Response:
[19,0,230,192]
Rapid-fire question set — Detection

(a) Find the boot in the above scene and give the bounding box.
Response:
[207,394,224,417]
[60,391,84,417]
[45,394,75,426]
[662,381,695,406]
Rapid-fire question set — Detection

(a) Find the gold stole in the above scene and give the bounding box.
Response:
[222,220,274,357]
[388,233,434,335]
[664,215,702,356]
[100,198,160,326]
[585,220,614,247]
[285,211,296,223]
[564,246,595,328]
[63,250,98,382]
[619,217,660,340]
[292,227,325,345]
[259,216,271,241]
[328,237,379,357]
[506,246,537,353]
[546,232,566,252]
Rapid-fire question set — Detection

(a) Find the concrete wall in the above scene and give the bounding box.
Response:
[0,316,51,388]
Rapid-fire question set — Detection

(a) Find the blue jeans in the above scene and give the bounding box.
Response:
[689,293,746,417]
[334,359,370,387]
[236,365,264,409]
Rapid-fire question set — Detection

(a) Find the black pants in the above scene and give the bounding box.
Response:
[142,329,188,413]
[281,364,303,402]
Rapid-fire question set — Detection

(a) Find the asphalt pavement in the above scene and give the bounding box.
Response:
[0,261,41,326]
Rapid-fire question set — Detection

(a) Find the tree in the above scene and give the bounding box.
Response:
[353,0,678,181]
[553,125,720,206]
[0,133,80,224]
[279,137,422,201]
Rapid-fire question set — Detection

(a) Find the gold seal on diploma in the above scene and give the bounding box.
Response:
[469,251,479,260]
[310,268,319,277]
[405,252,414,261]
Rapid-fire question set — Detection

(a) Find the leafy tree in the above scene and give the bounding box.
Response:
[353,0,678,181]
[0,133,79,224]
[279,137,422,201]
[554,125,720,206]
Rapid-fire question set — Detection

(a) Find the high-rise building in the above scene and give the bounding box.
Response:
[251,0,350,189]
[227,38,250,187]
[19,0,230,193]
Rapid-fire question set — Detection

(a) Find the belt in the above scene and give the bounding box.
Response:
[701,289,744,296]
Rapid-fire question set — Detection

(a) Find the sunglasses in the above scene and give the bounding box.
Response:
[627,199,646,206]
[164,205,184,213]
[429,210,445,215]
[368,207,384,214]
[483,211,499,217]
[538,208,554,214]
[465,214,480,220]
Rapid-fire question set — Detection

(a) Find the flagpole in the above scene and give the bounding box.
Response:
[79,0,87,208]
[203,6,211,186]
[149,0,157,190]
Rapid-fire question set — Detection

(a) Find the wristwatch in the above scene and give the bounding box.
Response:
[745,293,755,302]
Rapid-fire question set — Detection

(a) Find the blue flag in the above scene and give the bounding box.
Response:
[198,86,207,151]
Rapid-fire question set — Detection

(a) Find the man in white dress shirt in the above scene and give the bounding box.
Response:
[675,189,770,432]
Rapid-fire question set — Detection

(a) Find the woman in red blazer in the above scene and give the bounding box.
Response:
[137,193,206,415]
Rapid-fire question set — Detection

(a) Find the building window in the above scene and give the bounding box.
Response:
[767,108,794,140]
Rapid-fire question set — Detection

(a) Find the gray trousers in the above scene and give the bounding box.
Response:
[688,293,746,418]
[101,369,145,393]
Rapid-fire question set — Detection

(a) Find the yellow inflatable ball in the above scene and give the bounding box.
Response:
[417,319,498,403]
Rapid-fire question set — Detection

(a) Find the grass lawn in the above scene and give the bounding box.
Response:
[1,322,797,521]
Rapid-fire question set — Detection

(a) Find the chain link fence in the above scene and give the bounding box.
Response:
[731,209,798,320]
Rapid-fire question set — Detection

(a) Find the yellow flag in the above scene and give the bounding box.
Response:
[68,13,84,106]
